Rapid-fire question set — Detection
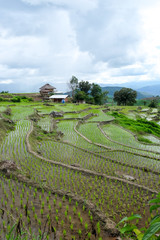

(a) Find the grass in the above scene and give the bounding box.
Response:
[111,112,160,137]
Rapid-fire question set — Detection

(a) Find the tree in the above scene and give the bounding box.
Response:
[74,90,86,102]
[113,88,137,106]
[148,99,158,108]
[68,76,78,97]
[91,84,108,105]
[78,81,91,94]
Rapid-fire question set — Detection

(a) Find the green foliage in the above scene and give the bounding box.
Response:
[114,88,137,106]
[74,90,86,102]
[117,214,142,235]
[1,91,9,94]
[85,95,95,104]
[69,75,79,97]
[112,112,160,137]
[5,223,28,240]
[91,83,108,105]
[117,192,160,240]
[73,82,108,105]
[28,97,33,102]
[78,80,91,94]
[21,96,33,102]
[11,96,33,102]
[11,96,21,102]
[148,99,158,108]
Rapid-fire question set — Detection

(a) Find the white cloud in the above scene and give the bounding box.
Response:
[0,64,39,80]
[0,0,160,92]
[0,79,13,84]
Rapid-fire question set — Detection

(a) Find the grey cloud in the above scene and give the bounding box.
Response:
[107,56,136,68]
[0,0,160,92]
[70,1,141,66]
[111,68,148,77]
[21,0,98,13]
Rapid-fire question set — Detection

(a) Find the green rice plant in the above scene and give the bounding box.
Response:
[73,206,76,215]
[85,223,88,231]
[78,229,82,237]
[62,195,65,202]
[66,205,69,212]
[53,199,56,206]
[59,202,62,209]
[40,208,43,216]
[80,217,83,225]
[61,220,64,227]
[34,213,37,221]
[70,223,73,231]
[63,229,66,237]
[97,222,101,236]
[88,232,91,239]
[65,210,68,218]
[69,216,72,223]
[55,216,59,224]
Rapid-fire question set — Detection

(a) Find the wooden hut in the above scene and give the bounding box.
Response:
[39,84,56,100]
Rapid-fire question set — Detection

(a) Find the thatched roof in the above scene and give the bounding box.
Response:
[40,84,56,91]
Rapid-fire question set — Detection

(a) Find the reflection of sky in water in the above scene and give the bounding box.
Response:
[152,109,158,113]
[143,135,160,144]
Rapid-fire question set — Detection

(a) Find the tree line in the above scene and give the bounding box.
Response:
[69,75,139,106]
[68,76,108,105]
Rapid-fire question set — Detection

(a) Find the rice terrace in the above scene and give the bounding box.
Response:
[0,96,160,239]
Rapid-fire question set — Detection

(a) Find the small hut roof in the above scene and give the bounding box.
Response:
[49,95,68,99]
[40,84,56,90]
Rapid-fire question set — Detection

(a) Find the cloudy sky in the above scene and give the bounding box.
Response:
[0,0,160,92]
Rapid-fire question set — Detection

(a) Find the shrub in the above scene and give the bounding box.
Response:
[11,97,21,102]
[148,99,158,108]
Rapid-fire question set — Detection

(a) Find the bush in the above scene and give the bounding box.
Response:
[148,99,158,108]
[111,112,160,137]
[21,95,27,99]
[28,97,33,102]
[117,192,160,240]
[11,97,21,102]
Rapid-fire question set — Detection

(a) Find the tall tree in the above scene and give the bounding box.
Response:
[91,84,108,105]
[68,76,78,97]
[78,80,91,94]
[74,90,86,102]
[113,88,137,106]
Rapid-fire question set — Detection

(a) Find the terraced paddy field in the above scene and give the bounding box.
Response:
[0,102,160,239]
